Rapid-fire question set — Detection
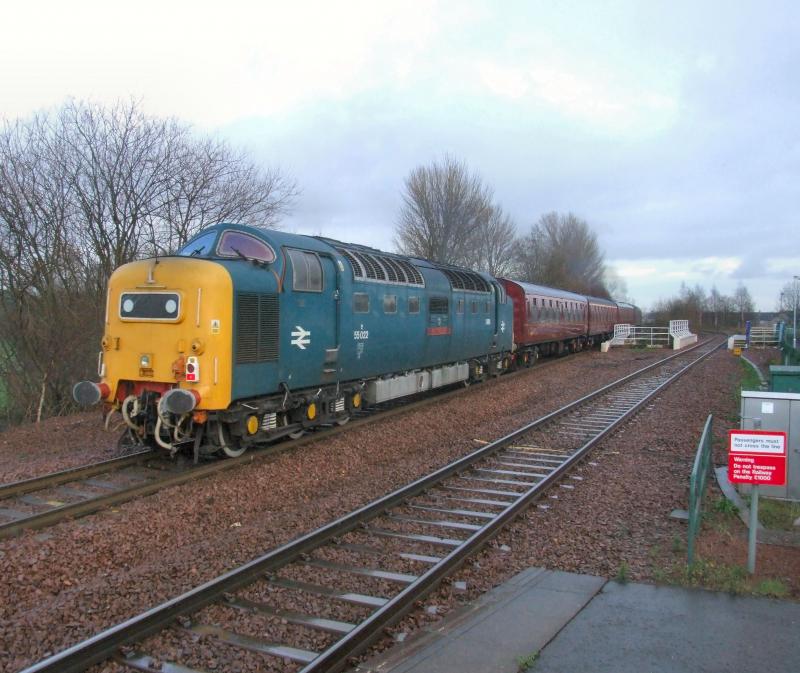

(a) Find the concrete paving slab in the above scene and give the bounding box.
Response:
[354,568,605,673]
[534,580,800,673]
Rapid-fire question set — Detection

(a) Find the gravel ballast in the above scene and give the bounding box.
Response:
[4,344,791,673]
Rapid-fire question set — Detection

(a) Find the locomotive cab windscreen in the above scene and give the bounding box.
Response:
[177,229,276,264]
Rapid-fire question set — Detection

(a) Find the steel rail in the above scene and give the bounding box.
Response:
[300,338,723,672]
[0,349,594,540]
[0,450,156,499]
[20,337,722,673]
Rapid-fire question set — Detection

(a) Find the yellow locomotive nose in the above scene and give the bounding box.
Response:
[101,257,234,413]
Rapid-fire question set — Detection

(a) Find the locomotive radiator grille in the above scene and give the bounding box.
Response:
[236,293,279,364]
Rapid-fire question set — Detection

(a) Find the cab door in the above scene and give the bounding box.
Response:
[281,249,338,389]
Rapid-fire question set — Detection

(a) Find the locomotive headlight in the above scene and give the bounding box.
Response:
[140,354,152,368]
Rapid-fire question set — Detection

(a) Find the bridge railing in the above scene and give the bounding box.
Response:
[749,324,781,348]
[608,321,697,350]
[609,325,670,347]
[669,320,698,350]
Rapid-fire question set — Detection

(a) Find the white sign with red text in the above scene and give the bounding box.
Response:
[728,430,787,486]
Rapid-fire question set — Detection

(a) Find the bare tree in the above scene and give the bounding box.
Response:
[777,280,800,313]
[471,205,517,276]
[652,283,760,329]
[395,155,493,267]
[733,283,755,327]
[159,136,297,253]
[512,212,608,296]
[708,285,724,329]
[0,99,297,422]
[511,224,546,284]
[651,283,707,327]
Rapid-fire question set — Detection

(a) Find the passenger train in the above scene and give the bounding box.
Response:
[73,223,640,458]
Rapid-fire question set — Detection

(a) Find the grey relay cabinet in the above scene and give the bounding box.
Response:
[740,391,800,500]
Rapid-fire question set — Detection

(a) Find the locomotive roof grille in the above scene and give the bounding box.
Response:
[339,249,365,277]
[381,256,401,283]
[355,251,382,280]
[441,268,491,293]
[336,247,425,287]
[397,258,424,285]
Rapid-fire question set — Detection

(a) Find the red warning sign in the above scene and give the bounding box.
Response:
[728,430,787,486]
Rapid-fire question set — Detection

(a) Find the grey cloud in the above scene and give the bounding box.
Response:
[218,1,800,308]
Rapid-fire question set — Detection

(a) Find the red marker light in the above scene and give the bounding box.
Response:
[185,356,199,382]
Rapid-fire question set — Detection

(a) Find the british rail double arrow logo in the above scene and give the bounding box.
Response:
[291,325,311,349]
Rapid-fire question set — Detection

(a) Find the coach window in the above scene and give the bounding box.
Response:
[484,301,490,313]
[471,300,479,314]
[408,296,420,314]
[287,249,323,292]
[456,298,465,314]
[354,293,370,313]
[384,295,397,314]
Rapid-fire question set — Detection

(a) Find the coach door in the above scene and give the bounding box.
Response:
[492,282,503,342]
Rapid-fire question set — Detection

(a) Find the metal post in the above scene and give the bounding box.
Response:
[747,486,759,574]
[794,276,799,350]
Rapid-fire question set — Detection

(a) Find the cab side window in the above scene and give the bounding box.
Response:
[354,293,370,313]
[288,249,323,292]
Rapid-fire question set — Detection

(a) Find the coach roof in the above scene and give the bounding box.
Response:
[500,278,588,303]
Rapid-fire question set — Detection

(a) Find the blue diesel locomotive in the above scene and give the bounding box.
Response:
[75,223,515,457]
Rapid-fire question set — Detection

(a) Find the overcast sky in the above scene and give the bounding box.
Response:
[3,0,798,310]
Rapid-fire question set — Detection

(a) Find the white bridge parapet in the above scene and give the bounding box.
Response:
[607,324,670,349]
[605,321,696,351]
[669,320,698,350]
[748,325,781,348]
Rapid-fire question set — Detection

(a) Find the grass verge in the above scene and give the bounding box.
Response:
[738,357,762,391]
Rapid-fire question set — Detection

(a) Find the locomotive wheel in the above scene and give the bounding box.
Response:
[279,414,305,440]
[217,422,246,458]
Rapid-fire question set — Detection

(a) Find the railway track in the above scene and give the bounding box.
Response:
[21,336,723,673]
[0,349,588,541]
